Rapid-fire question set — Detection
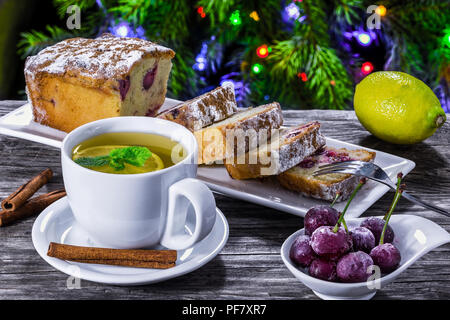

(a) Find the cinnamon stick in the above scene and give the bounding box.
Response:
[0,189,66,227]
[47,242,177,269]
[1,168,53,211]
[71,259,175,269]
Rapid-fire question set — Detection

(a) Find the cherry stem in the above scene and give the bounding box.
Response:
[380,175,404,245]
[341,217,348,233]
[383,173,403,221]
[330,192,341,208]
[333,179,366,233]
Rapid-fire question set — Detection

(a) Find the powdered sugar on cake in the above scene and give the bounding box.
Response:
[24,34,175,81]
[267,124,326,174]
[158,83,238,131]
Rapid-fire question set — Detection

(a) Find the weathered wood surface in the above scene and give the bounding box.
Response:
[0,100,449,300]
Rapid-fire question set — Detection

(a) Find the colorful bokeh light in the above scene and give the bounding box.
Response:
[256,45,269,58]
[230,10,242,26]
[249,11,260,21]
[197,7,206,18]
[357,32,372,46]
[252,63,263,74]
[361,62,374,75]
[297,72,307,82]
[375,5,387,16]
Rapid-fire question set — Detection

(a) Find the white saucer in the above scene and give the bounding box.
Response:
[32,197,229,285]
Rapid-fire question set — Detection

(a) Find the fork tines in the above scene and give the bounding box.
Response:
[313,160,365,177]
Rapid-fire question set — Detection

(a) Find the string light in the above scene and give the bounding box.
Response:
[375,5,387,17]
[109,21,146,39]
[252,63,263,74]
[445,30,450,47]
[230,10,242,26]
[330,80,336,86]
[356,32,372,46]
[249,11,260,21]
[297,72,307,82]
[193,42,208,71]
[111,21,132,37]
[361,62,374,75]
[256,45,269,58]
[197,7,206,18]
[285,2,300,20]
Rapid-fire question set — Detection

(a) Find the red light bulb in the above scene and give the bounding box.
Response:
[256,45,269,58]
[297,72,307,82]
[197,7,206,18]
[361,62,374,75]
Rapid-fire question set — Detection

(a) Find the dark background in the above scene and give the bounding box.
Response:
[0,0,60,100]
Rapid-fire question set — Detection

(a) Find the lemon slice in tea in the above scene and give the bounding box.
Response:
[72,145,165,174]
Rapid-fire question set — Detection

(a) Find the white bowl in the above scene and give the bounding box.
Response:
[281,214,450,300]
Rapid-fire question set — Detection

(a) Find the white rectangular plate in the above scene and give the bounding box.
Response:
[0,101,415,218]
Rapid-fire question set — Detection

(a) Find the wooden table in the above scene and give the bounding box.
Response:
[0,100,449,300]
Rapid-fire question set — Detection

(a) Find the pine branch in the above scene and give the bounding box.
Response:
[268,1,354,109]
[197,0,236,26]
[332,0,364,24]
[108,0,152,26]
[53,0,98,18]
[167,48,199,99]
[17,26,75,58]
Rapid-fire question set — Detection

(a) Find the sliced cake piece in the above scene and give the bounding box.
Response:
[277,147,376,201]
[157,82,238,131]
[225,122,326,179]
[195,102,283,164]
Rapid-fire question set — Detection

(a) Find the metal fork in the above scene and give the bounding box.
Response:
[313,160,450,217]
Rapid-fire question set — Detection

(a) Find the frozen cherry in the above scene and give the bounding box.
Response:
[360,217,395,244]
[370,243,401,273]
[310,226,352,260]
[143,65,158,90]
[289,235,316,267]
[118,76,130,101]
[337,251,374,283]
[350,227,376,253]
[304,205,340,236]
[309,258,337,281]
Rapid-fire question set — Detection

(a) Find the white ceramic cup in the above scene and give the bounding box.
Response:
[61,117,216,250]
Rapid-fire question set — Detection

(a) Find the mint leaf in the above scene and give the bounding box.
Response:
[74,155,110,167]
[110,146,151,168]
[109,157,125,170]
[74,146,151,171]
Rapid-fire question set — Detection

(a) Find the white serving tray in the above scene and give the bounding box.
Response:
[0,100,415,218]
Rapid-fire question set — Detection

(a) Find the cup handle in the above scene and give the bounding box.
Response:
[160,178,216,250]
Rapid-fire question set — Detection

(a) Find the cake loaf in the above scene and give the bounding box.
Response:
[157,82,238,131]
[25,34,175,132]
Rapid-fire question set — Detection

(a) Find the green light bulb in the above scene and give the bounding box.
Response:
[252,63,263,74]
[230,10,242,26]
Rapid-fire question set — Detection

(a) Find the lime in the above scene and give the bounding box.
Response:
[354,71,446,144]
